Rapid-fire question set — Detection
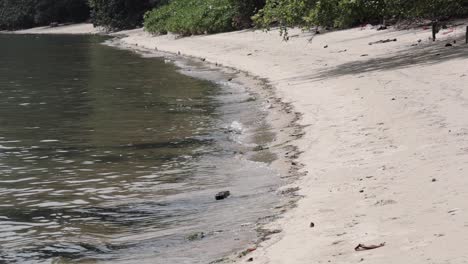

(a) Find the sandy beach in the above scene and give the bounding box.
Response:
[10,23,102,35]
[10,22,468,263]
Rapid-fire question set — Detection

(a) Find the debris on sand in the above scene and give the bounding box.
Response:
[238,247,257,258]
[368,39,397,45]
[186,232,205,241]
[377,25,388,31]
[355,242,386,251]
[215,191,231,200]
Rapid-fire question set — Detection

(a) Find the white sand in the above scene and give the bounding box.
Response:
[117,24,468,263]
[11,22,468,263]
[11,23,102,35]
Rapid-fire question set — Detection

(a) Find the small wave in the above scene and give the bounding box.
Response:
[0,145,16,150]
[65,179,103,184]
[40,139,60,143]
[0,177,37,183]
[33,202,70,208]
[227,121,244,134]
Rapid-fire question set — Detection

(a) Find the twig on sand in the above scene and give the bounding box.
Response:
[354,242,386,251]
[368,39,397,45]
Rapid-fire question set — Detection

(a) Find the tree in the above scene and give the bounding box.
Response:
[0,0,36,30]
[34,0,89,25]
[89,0,153,30]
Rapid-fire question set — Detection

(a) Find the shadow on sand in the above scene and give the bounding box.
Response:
[298,35,468,83]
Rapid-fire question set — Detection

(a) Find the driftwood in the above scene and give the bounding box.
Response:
[432,21,439,41]
[355,242,386,251]
[368,39,397,45]
[466,26,468,44]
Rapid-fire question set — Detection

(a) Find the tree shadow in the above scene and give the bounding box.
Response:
[296,35,468,83]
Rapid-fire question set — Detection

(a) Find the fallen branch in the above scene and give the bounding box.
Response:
[368,39,397,45]
[354,242,386,251]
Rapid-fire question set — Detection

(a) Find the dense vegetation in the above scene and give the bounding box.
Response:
[253,0,468,31]
[144,0,468,36]
[88,0,168,31]
[0,0,89,30]
[144,0,265,35]
[1,0,467,34]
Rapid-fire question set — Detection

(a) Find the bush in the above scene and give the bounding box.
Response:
[253,0,314,29]
[89,0,157,31]
[411,0,468,20]
[304,0,339,28]
[254,0,468,32]
[144,0,264,35]
[35,0,89,25]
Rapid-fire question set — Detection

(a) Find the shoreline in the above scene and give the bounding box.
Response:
[6,21,468,263]
[3,23,104,35]
[107,37,305,263]
[3,24,304,262]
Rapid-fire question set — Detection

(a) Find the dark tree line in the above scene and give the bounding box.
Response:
[89,0,168,31]
[1,0,467,33]
[0,0,89,30]
[0,0,162,31]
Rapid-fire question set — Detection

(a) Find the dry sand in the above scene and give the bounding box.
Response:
[10,23,102,35]
[10,22,468,263]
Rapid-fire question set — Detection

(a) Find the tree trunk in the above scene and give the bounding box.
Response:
[466,26,468,44]
[432,21,438,41]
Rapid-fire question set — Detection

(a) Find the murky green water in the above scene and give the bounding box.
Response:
[0,35,281,263]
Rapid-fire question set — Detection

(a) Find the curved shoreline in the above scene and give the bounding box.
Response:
[6,21,468,263]
[4,24,304,262]
[107,36,305,263]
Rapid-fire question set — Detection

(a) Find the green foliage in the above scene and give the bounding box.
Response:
[89,0,161,30]
[335,0,385,26]
[2,0,467,34]
[0,0,89,30]
[252,0,315,37]
[253,0,313,28]
[305,0,339,28]
[411,0,468,20]
[254,0,468,31]
[144,0,264,35]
